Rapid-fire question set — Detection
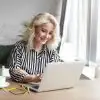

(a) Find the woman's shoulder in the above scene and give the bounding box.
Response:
[14,40,27,49]
[46,45,58,53]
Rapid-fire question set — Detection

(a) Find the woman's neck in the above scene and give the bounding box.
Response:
[33,40,43,51]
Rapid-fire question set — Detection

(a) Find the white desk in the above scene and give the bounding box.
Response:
[0,79,100,100]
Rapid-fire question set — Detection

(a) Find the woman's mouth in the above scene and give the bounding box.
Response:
[40,37,46,40]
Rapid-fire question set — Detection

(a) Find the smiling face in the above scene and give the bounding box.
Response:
[34,23,54,45]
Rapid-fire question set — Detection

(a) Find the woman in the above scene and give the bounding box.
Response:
[8,12,62,83]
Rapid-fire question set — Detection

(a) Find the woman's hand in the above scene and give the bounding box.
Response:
[23,74,41,83]
[31,74,41,82]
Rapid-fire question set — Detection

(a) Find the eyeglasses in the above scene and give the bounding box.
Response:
[2,84,30,95]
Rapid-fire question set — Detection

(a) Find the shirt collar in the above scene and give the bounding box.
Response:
[26,39,47,53]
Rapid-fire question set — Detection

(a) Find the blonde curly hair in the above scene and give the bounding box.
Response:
[22,12,60,49]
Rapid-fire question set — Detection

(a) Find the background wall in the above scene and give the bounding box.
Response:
[0,0,62,45]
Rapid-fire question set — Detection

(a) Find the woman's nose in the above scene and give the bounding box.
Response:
[42,33,49,38]
[45,34,49,38]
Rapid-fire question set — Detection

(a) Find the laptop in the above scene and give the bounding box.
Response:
[28,61,85,92]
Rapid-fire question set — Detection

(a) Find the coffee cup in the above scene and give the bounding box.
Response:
[0,76,6,86]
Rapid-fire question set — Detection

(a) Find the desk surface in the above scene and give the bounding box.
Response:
[0,79,100,100]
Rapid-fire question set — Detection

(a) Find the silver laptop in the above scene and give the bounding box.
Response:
[28,61,85,92]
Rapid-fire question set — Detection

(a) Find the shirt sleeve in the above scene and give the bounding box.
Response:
[8,41,28,82]
[50,49,63,62]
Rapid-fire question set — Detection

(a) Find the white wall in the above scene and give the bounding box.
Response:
[0,0,62,45]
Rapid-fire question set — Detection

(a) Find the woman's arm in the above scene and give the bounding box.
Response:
[13,67,41,83]
[8,41,41,83]
[50,49,63,62]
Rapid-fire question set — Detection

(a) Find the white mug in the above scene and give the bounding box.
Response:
[0,66,5,76]
[0,76,6,86]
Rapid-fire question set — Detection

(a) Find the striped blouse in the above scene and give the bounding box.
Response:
[8,41,62,82]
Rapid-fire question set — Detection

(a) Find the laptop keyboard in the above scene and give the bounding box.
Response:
[32,85,39,89]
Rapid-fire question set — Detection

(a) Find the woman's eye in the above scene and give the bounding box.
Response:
[42,29,46,32]
[49,32,53,35]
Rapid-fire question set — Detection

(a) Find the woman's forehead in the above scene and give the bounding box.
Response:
[36,23,54,30]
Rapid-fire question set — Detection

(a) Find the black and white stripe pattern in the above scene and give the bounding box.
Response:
[8,41,62,82]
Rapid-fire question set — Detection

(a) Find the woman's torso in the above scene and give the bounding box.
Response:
[10,41,53,75]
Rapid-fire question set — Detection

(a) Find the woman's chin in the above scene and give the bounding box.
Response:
[40,41,47,45]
